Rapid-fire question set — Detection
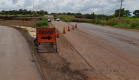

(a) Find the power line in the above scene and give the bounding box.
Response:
[105,0,136,15]
[118,0,123,20]
[106,1,121,15]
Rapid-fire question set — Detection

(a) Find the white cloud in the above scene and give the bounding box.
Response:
[0,0,138,15]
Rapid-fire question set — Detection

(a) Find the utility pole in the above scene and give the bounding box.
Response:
[118,0,123,20]
[102,6,104,26]
[33,4,34,12]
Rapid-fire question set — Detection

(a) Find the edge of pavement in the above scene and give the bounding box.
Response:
[48,23,95,80]
[9,25,46,80]
[10,23,94,80]
[67,22,98,37]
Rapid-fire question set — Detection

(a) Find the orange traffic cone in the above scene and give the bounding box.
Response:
[72,25,74,30]
[75,24,77,28]
[63,27,66,34]
[56,29,59,38]
[68,25,70,31]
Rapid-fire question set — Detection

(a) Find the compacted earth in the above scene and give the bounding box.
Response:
[0,20,39,27]
[14,27,91,80]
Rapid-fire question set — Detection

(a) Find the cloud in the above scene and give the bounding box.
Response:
[0,0,139,16]
[12,0,18,4]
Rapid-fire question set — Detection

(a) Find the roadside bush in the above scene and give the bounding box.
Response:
[95,19,102,24]
[59,17,69,22]
[130,22,139,29]
[35,18,48,28]
[22,28,28,31]
[104,19,118,26]
[41,26,49,28]
[136,26,139,30]
[125,20,131,24]
[89,20,96,23]
[113,23,131,29]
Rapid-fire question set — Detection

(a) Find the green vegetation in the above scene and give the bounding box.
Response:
[133,10,139,17]
[113,22,139,30]
[1,9,48,16]
[111,17,139,21]
[114,8,131,17]
[57,15,89,22]
[89,19,118,26]
[22,28,28,31]
[56,13,139,30]
[35,18,49,28]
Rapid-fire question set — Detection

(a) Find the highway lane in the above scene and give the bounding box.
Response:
[0,26,43,80]
[51,20,139,80]
[65,22,139,80]
[70,23,139,65]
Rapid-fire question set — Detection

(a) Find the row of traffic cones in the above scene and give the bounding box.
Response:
[65,24,77,33]
[56,24,77,38]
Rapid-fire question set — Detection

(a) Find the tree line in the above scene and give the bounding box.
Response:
[53,9,139,20]
[1,9,48,16]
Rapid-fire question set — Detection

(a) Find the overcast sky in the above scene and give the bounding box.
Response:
[0,0,138,15]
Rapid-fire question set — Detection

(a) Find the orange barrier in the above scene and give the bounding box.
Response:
[56,29,59,38]
[68,25,70,31]
[63,27,66,34]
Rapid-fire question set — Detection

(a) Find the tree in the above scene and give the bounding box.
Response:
[67,12,71,15]
[133,10,139,17]
[125,10,131,17]
[71,13,75,15]
[63,12,66,15]
[44,11,48,15]
[85,14,92,19]
[114,8,126,17]
[4,11,9,17]
[91,12,95,18]
[19,9,23,14]
[14,13,18,17]
[75,13,82,15]
[38,10,45,16]
[22,9,27,15]
[28,10,32,15]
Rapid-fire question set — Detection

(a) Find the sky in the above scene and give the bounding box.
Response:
[0,0,138,15]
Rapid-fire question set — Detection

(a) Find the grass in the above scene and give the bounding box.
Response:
[22,28,28,31]
[35,18,49,28]
[55,15,139,30]
[56,15,89,22]
[113,23,131,29]
[111,17,139,21]
[113,23,139,30]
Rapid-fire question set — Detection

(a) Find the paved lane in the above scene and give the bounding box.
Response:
[0,26,43,80]
[70,23,139,64]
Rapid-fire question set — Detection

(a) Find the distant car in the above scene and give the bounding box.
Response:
[56,18,60,21]
[48,19,51,22]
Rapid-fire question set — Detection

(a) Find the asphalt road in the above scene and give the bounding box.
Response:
[0,26,43,80]
[66,22,139,80]
[70,23,139,64]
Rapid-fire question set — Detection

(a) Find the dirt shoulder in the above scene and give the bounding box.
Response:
[13,27,89,80]
[0,20,39,27]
